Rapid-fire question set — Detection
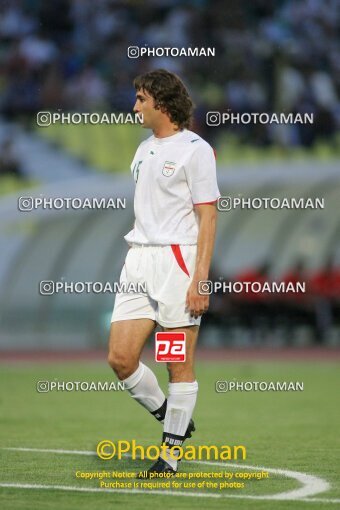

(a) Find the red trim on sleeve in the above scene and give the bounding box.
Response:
[193,200,217,206]
[213,148,216,159]
[171,244,190,277]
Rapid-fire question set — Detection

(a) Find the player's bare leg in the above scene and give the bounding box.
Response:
[108,319,155,379]
[166,325,199,382]
[108,319,168,422]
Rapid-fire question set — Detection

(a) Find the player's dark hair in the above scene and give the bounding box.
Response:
[133,69,194,129]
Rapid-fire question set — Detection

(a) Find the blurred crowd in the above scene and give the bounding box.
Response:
[0,0,339,147]
[205,260,340,345]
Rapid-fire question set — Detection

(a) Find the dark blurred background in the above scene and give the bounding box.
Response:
[1,0,340,144]
[0,0,339,351]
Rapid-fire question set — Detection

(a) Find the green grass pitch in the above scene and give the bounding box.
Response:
[0,358,339,509]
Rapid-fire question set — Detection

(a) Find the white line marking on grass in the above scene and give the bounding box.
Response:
[194,459,330,500]
[1,447,336,504]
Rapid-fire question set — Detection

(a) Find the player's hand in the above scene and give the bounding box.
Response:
[186,279,210,318]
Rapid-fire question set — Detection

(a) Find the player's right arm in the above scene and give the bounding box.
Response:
[186,203,217,318]
[184,141,220,318]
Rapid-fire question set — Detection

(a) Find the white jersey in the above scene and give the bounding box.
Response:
[124,129,220,245]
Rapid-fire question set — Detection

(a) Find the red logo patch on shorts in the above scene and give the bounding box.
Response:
[155,332,186,362]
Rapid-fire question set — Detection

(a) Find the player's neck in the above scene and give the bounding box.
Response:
[152,122,181,139]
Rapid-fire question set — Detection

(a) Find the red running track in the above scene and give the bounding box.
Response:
[0,347,339,363]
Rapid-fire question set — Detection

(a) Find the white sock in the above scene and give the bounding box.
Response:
[161,381,198,469]
[122,362,165,413]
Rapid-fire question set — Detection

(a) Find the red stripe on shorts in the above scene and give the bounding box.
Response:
[171,244,190,277]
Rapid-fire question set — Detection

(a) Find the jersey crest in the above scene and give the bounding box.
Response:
[162,161,176,177]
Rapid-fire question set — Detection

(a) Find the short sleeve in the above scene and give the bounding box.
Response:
[185,143,220,205]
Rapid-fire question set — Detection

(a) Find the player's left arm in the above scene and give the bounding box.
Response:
[186,203,217,318]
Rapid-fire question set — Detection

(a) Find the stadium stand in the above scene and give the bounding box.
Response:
[0,1,339,351]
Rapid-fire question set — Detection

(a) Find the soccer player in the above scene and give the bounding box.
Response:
[108,69,220,476]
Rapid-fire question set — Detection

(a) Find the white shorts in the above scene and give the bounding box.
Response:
[111,244,201,328]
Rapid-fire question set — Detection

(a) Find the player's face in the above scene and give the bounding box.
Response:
[133,89,161,129]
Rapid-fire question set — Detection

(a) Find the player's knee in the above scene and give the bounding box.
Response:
[107,349,136,380]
